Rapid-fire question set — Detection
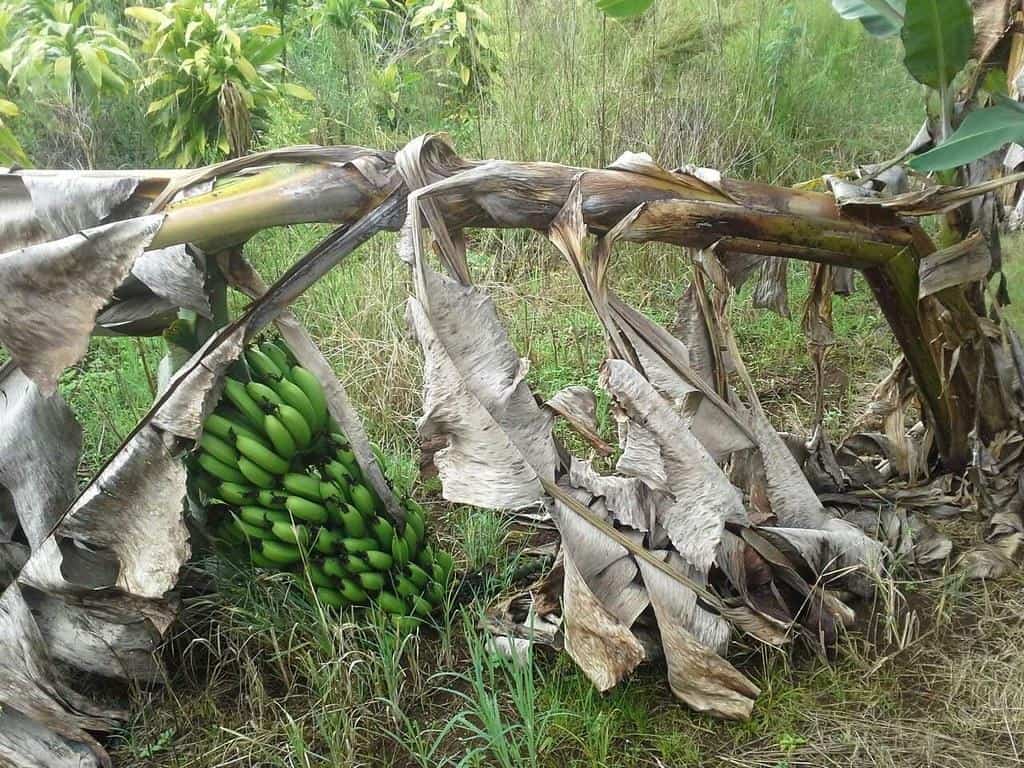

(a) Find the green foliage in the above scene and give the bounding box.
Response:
[0,96,28,164]
[368,60,422,129]
[126,0,312,166]
[900,0,972,90]
[314,0,403,38]
[410,0,497,109]
[594,0,655,18]
[830,0,905,38]
[910,98,1024,171]
[0,0,136,105]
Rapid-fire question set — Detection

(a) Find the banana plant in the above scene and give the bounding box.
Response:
[126,0,313,166]
[0,0,136,106]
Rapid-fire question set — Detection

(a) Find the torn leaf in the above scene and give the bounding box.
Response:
[407,255,557,509]
[0,216,164,392]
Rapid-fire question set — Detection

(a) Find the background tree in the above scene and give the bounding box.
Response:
[127,0,312,166]
[0,0,136,165]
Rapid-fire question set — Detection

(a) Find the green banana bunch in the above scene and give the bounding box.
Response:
[189,337,456,629]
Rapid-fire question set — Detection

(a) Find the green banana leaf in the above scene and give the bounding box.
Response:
[901,0,972,89]
[910,99,1024,171]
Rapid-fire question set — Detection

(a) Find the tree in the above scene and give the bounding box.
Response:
[126,0,312,166]
[0,0,136,165]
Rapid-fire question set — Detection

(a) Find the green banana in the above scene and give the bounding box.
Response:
[205,412,258,443]
[339,578,369,604]
[327,503,345,528]
[251,551,276,569]
[316,586,347,609]
[217,481,257,506]
[246,381,285,410]
[391,536,410,568]
[289,365,329,432]
[395,576,418,599]
[406,562,430,588]
[405,502,426,542]
[319,481,345,505]
[358,571,385,592]
[342,537,377,554]
[223,378,265,429]
[365,550,393,571]
[435,550,455,581]
[257,489,289,509]
[275,404,312,449]
[323,460,352,490]
[263,414,298,459]
[286,495,328,524]
[371,518,395,551]
[272,520,310,547]
[236,435,290,475]
[426,581,445,606]
[239,506,274,528]
[267,509,292,525]
[341,506,368,538]
[194,472,220,497]
[410,595,433,617]
[377,591,407,616]
[261,539,302,565]
[271,377,317,430]
[343,554,370,574]
[198,453,247,485]
[431,563,446,584]
[416,545,435,571]
[391,615,421,634]
[246,348,284,381]
[322,557,347,580]
[220,407,265,435]
[238,456,276,489]
[350,484,376,518]
[233,516,275,541]
[316,529,342,554]
[335,448,357,467]
[283,473,322,501]
[261,341,291,372]
[402,522,421,557]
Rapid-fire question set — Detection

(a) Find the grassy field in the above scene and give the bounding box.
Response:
[20,0,1024,765]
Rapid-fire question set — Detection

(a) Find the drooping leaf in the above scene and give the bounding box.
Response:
[0,217,164,392]
[901,0,973,90]
[831,0,905,37]
[909,100,1024,171]
[406,257,558,509]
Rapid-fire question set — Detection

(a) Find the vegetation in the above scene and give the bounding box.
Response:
[10,0,1024,765]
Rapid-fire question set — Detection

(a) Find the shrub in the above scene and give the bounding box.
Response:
[127,0,312,166]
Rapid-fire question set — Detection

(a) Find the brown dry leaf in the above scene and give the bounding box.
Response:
[546,184,753,461]
[561,551,646,691]
[405,239,557,510]
[918,232,992,299]
[544,385,612,456]
[752,257,790,317]
[802,262,835,426]
[635,554,759,720]
[0,217,164,392]
[601,360,747,573]
[0,316,247,765]
[0,172,140,250]
[0,366,82,564]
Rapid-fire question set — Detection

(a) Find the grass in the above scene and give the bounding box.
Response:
[15,0,1019,765]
